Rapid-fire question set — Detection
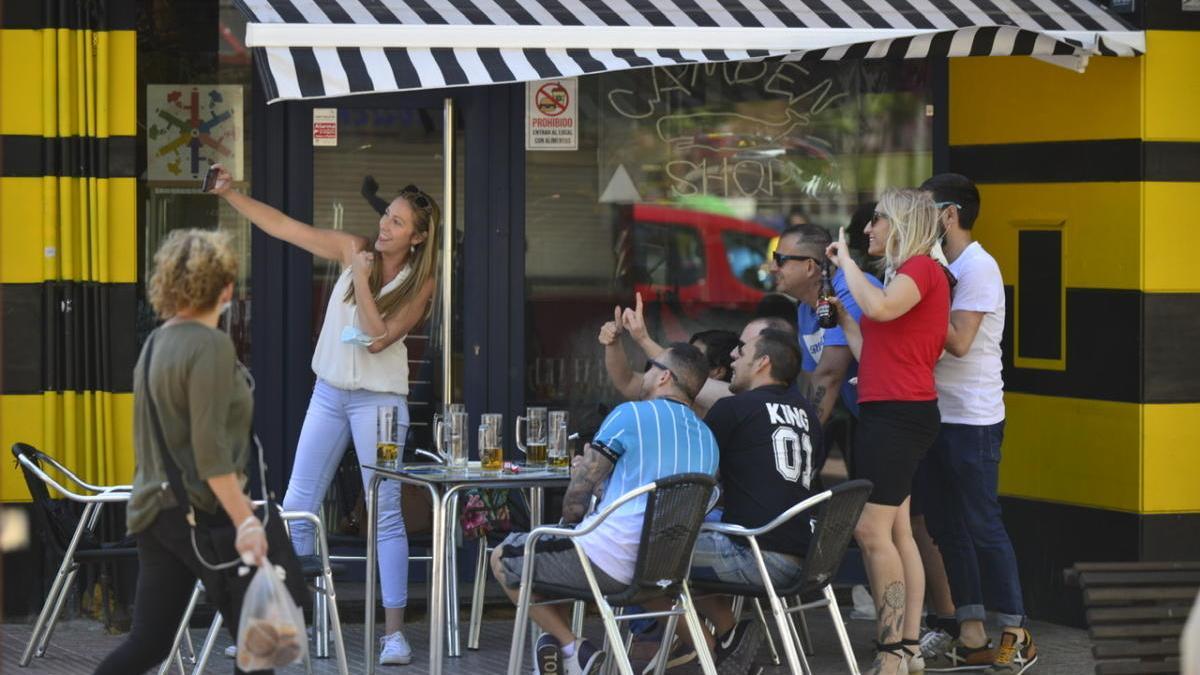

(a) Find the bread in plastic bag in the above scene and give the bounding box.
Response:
[237,562,308,670]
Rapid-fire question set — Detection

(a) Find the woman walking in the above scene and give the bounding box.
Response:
[96,229,302,674]
[826,188,951,675]
[210,165,438,665]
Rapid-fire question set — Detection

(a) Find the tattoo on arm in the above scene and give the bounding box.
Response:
[561,447,615,524]
[812,384,830,419]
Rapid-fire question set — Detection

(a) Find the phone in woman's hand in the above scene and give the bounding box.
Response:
[200,165,219,193]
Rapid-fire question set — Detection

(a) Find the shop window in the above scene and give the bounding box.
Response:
[1016,228,1066,368]
[525,60,933,426]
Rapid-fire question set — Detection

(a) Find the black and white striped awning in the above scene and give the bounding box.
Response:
[235,0,1143,103]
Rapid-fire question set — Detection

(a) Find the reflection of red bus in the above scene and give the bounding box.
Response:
[618,203,777,322]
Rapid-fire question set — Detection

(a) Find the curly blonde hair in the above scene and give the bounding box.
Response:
[148,229,238,320]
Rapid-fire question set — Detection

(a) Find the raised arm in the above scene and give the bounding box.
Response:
[826,228,921,322]
[622,293,664,357]
[601,306,643,400]
[210,163,366,264]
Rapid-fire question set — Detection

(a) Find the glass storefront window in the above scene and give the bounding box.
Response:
[526,59,932,430]
[136,1,254,361]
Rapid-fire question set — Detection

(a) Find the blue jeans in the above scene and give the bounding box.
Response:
[920,422,1025,627]
[282,379,411,608]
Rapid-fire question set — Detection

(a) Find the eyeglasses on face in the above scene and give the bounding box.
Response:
[400,184,433,212]
[772,251,818,267]
[870,211,890,225]
[645,358,680,386]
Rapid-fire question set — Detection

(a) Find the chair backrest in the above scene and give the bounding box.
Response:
[795,478,872,595]
[615,472,716,605]
[11,443,87,555]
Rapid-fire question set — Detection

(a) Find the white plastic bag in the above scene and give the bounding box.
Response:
[236,562,308,670]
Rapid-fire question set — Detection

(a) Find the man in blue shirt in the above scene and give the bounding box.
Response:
[771,222,883,425]
[491,342,717,675]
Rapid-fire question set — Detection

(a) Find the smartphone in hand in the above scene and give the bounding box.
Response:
[200,165,219,193]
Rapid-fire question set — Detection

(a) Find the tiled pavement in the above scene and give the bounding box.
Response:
[2,596,1096,674]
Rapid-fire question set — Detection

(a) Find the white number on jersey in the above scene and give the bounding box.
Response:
[771,426,814,488]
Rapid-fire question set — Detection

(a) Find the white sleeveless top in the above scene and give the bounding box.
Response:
[311,266,412,395]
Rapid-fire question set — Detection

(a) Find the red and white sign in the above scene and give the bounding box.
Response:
[526,79,578,151]
[313,108,338,147]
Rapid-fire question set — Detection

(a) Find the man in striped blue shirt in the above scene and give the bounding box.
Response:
[492,342,716,675]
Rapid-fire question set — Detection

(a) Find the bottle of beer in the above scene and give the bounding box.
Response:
[816,261,838,329]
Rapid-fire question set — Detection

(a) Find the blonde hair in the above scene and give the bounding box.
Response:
[148,229,237,320]
[344,190,440,319]
[875,188,941,272]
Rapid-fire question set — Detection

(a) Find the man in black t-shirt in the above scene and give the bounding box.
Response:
[688,327,827,658]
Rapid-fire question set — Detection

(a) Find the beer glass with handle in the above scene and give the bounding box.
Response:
[445,410,468,472]
[377,405,400,466]
[479,413,504,474]
[548,410,570,470]
[515,406,548,467]
[433,403,466,461]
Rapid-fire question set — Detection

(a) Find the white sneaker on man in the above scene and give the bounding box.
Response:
[379,630,413,665]
[224,644,237,658]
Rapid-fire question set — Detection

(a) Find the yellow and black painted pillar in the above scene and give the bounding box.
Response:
[0,1,138,501]
[947,4,1200,623]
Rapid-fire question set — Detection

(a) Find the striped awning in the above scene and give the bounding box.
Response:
[235,0,1143,103]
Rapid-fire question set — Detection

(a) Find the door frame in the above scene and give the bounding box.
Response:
[250,73,526,493]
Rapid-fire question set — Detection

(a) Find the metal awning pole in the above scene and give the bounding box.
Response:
[442,97,454,412]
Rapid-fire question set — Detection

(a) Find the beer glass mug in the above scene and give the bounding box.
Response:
[445,411,469,472]
[433,403,466,459]
[516,407,548,467]
[479,413,503,473]
[548,410,570,470]
[376,406,400,465]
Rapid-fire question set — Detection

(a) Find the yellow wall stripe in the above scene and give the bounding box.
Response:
[0,177,45,283]
[0,30,44,134]
[1144,182,1200,293]
[1142,403,1200,513]
[1144,31,1200,143]
[971,182,1142,291]
[949,56,1140,146]
[1001,393,1140,512]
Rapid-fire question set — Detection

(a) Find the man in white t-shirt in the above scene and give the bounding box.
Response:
[916,174,1038,675]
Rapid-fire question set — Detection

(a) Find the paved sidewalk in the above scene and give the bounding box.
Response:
[3,604,1095,674]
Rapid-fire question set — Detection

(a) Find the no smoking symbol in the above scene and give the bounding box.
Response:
[535,83,570,117]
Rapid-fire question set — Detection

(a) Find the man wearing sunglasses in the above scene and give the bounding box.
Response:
[772,222,883,427]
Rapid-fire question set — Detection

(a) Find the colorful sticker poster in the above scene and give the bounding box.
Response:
[146,84,244,181]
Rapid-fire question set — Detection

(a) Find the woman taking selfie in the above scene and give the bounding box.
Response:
[825,188,951,675]
[209,165,438,665]
[96,229,302,674]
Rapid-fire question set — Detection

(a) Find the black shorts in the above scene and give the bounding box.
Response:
[852,400,940,506]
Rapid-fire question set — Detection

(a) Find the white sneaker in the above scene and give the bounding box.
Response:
[379,630,413,665]
[224,644,237,659]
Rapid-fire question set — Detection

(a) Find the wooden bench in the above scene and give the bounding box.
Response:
[1064,561,1200,674]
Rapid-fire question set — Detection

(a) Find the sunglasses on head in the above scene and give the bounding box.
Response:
[871,211,888,224]
[772,251,818,267]
[645,358,680,386]
[400,184,433,212]
[935,201,963,211]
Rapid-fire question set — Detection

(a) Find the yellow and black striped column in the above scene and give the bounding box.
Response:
[1,1,137,501]
[946,6,1200,623]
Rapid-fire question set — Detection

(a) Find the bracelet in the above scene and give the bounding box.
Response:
[237,515,260,532]
[236,525,264,541]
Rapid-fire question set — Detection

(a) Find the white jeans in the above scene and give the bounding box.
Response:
[283,378,410,608]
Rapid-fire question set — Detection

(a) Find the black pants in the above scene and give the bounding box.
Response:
[94,508,302,675]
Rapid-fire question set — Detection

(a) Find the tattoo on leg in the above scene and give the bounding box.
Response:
[876,581,906,644]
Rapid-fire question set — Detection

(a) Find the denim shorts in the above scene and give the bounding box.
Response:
[689,531,803,589]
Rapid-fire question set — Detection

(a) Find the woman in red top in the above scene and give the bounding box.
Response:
[827,188,950,675]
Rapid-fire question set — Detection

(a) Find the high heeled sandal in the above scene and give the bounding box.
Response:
[901,638,925,674]
[874,641,911,674]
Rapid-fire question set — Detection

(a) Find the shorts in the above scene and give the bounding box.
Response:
[689,531,804,589]
[495,532,625,595]
[852,400,940,507]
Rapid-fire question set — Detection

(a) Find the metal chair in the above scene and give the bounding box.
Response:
[161,509,349,675]
[507,472,719,675]
[691,478,873,675]
[11,442,135,668]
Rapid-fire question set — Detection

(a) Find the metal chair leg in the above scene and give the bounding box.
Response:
[649,613,680,675]
[595,597,634,675]
[34,565,79,658]
[159,582,203,675]
[314,576,329,658]
[793,595,814,656]
[779,597,813,675]
[825,585,860,675]
[191,612,223,675]
[571,600,586,636]
[680,583,718,675]
[751,598,781,666]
